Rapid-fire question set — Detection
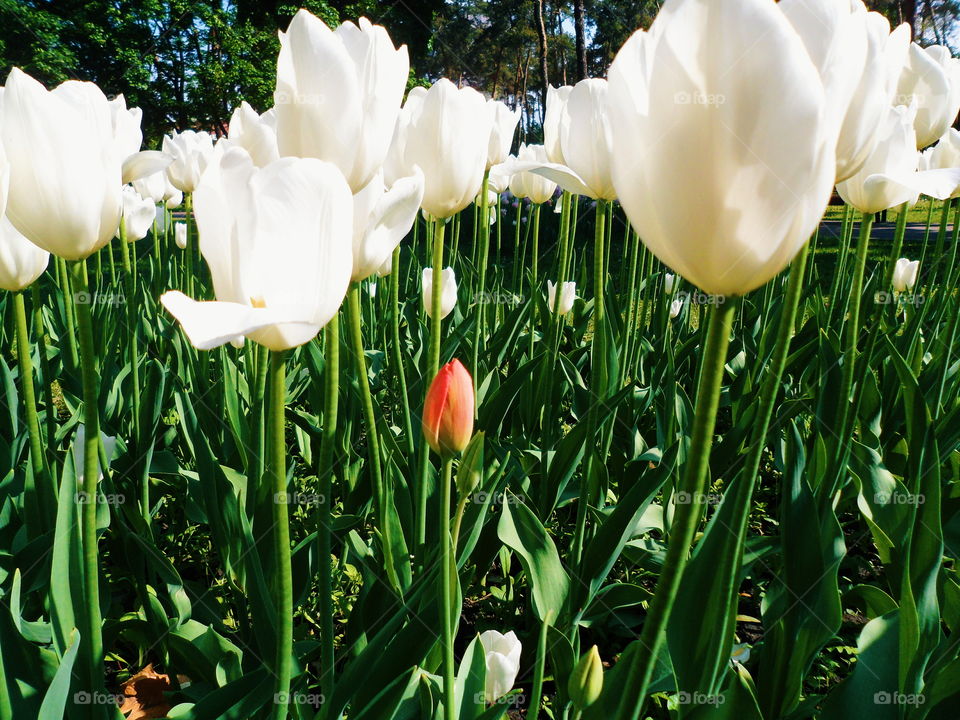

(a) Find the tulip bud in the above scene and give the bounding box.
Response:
[892,257,919,292]
[174,222,188,250]
[568,645,603,710]
[478,630,521,704]
[456,432,484,497]
[422,359,474,457]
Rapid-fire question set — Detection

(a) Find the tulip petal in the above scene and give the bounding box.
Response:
[516,161,595,199]
[161,290,316,351]
[122,150,172,184]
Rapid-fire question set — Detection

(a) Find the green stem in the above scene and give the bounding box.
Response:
[71,260,105,710]
[451,495,469,556]
[613,298,737,720]
[528,611,552,720]
[347,285,397,589]
[31,283,57,468]
[390,247,415,459]
[528,204,541,358]
[571,199,608,564]
[440,457,455,720]
[268,350,293,720]
[14,291,52,524]
[471,172,490,395]
[430,218,447,379]
[317,318,339,705]
[58,257,79,371]
[931,198,952,286]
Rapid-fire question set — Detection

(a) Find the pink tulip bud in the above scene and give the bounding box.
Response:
[422,359,475,456]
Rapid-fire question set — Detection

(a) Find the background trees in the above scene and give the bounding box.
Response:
[0,0,956,145]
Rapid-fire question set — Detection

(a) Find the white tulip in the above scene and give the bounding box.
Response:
[670,297,684,319]
[487,100,521,168]
[400,79,491,218]
[118,186,156,242]
[527,79,616,200]
[547,280,576,314]
[422,266,457,319]
[892,257,919,292]
[837,104,960,213]
[161,147,352,351]
[174,222,188,250]
[368,282,377,298]
[544,85,572,164]
[895,42,955,149]
[0,68,124,260]
[478,630,521,704]
[663,273,676,294]
[506,144,557,204]
[163,130,215,193]
[108,94,170,184]
[0,217,49,291]
[275,10,409,193]
[351,168,424,282]
[607,0,835,296]
[383,86,427,186]
[71,425,117,485]
[782,0,890,182]
[227,101,279,168]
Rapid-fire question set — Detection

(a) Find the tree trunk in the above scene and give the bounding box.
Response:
[534,0,550,124]
[573,0,587,80]
[901,0,916,35]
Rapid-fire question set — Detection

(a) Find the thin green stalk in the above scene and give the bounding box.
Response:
[317,318,339,705]
[511,202,523,290]
[71,260,105,708]
[527,612,551,720]
[31,283,56,465]
[613,298,737,720]
[58,257,79,370]
[14,291,52,523]
[390,247,415,458]
[528,204,541,358]
[440,456,455,720]
[268,350,293,720]
[430,217,447,379]
[348,285,399,590]
[471,172,491,394]
[931,198,952,286]
[571,199,608,564]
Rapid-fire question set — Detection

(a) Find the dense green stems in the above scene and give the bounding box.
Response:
[347,285,397,588]
[613,298,737,720]
[936,297,960,412]
[884,203,909,290]
[119,224,142,467]
[390,247,415,458]
[944,199,960,288]
[268,350,293,720]
[931,198,953,286]
[571,200,608,565]
[429,218,447,379]
[512,202,523,290]
[0,625,11,720]
[58,257,80,370]
[439,456,456,720]
[317,318,339,705]
[621,228,640,385]
[31,283,56,463]
[528,204,541,358]
[471,172,491,392]
[830,212,874,495]
[71,260,105,708]
[13,291,52,522]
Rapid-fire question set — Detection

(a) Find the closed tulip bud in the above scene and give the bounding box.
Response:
[174,222,188,250]
[568,646,604,710]
[663,273,676,294]
[382,86,427,187]
[398,79,492,218]
[118,186,156,242]
[161,147,353,351]
[507,144,557,204]
[226,101,279,168]
[351,168,424,282]
[275,10,409,193]
[547,280,576,314]
[487,100,521,169]
[607,0,839,296]
[0,217,49,291]
[892,257,919,292]
[422,359,475,457]
[0,68,123,260]
[478,630,521,704]
[670,298,684,319]
[422,266,458,319]
[163,130,215,193]
[456,432,484,497]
